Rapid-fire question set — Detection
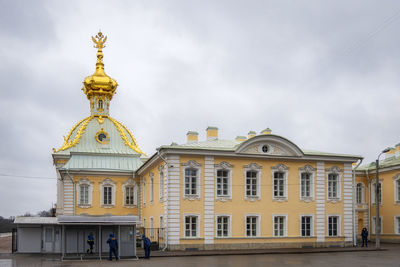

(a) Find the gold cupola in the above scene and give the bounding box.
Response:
[82,31,118,116]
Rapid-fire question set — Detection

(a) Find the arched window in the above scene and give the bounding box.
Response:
[98,99,103,110]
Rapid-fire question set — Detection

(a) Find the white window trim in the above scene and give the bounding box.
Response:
[356,182,365,205]
[326,214,342,237]
[244,163,262,201]
[183,213,201,238]
[215,214,232,238]
[272,164,289,201]
[394,216,400,235]
[299,165,315,202]
[272,214,288,237]
[150,172,154,204]
[371,181,383,205]
[244,213,261,237]
[150,217,154,237]
[143,217,146,228]
[372,216,383,235]
[76,178,93,207]
[326,166,342,202]
[215,162,233,201]
[122,178,138,208]
[100,178,115,207]
[159,165,164,201]
[159,215,164,228]
[393,174,400,204]
[142,180,146,207]
[299,214,314,237]
[182,160,202,200]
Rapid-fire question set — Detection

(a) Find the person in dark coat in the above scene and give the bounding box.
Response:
[86,232,94,254]
[143,234,151,259]
[361,227,368,247]
[107,233,119,261]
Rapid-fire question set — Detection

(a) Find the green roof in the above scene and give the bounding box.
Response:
[356,155,400,171]
[62,154,143,171]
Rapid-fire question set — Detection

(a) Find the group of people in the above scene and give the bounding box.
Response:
[84,232,152,261]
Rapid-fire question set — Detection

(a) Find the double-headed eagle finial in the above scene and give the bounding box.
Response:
[92,31,107,50]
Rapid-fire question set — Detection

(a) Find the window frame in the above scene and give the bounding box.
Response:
[300,214,314,237]
[244,163,262,200]
[150,217,154,237]
[393,174,400,204]
[371,181,383,205]
[326,166,342,202]
[271,164,289,201]
[327,215,341,237]
[372,216,383,235]
[142,180,146,206]
[394,216,400,235]
[122,179,138,207]
[272,214,288,237]
[100,178,115,207]
[159,165,164,201]
[182,160,202,200]
[150,172,154,203]
[215,162,233,200]
[76,178,93,207]
[244,214,260,237]
[183,214,201,238]
[356,182,364,204]
[215,214,232,238]
[299,165,315,201]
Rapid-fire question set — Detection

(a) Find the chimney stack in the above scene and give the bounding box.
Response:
[261,127,272,135]
[385,147,395,159]
[235,136,247,142]
[206,126,218,141]
[248,131,256,139]
[186,131,198,143]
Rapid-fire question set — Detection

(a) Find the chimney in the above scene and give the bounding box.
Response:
[186,131,198,143]
[206,126,218,141]
[385,147,395,159]
[235,136,247,142]
[248,131,256,139]
[396,143,400,157]
[261,127,272,135]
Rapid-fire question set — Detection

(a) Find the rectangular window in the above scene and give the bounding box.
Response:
[301,173,311,198]
[143,183,146,205]
[185,216,198,237]
[301,216,312,237]
[150,217,154,237]
[80,185,89,205]
[328,216,338,236]
[373,183,381,204]
[150,177,154,202]
[328,174,338,198]
[104,186,112,205]
[217,216,229,237]
[397,217,400,234]
[185,169,197,195]
[246,216,257,237]
[274,172,285,197]
[397,180,400,202]
[246,171,258,197]
[274,216,285,237]
[356,184,363,204]
[217,170,229,196]
[159,216,164,239]
[373,217,382,234]
[125,186,134,205]
[159,171,164,200]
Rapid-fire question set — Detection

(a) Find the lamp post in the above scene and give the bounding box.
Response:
[375,148,390,249]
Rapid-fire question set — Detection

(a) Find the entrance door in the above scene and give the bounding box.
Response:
[54,227,61,253]
[43,227,54,252]
[120,226,136,256]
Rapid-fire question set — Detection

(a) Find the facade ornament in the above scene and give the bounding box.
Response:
[272,163,289,172]
[215,161,233,169]
[299,165,316,173]
[243,163,262,170]
[182,160,202,168]
[326,166,341,173]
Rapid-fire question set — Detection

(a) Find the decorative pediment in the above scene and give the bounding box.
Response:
[182,160,202,168]
[299,165,316,173]
[244,163,262,170]
[215,161,233,169]
[123,178,137,187]
[101,178,114,185]
[326,166,341,173]
[393,174,400,180]
[272,164,289,172]
[235,135,303,157]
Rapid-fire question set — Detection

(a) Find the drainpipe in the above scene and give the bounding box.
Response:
[65,169,75,215]
[352,159,363,246]
[365,169,371,241]
[157,149,169,251]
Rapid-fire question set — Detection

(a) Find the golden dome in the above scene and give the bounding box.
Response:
[82,32,118,100]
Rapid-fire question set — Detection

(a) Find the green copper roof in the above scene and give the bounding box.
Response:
[356,155,400,171]
[61,154,143,171]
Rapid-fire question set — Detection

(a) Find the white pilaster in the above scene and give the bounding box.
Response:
[167,155,180,245]
[63,178,74,215]
[316,162,325,242]
[343,163,353,242]
[204,156,215,244]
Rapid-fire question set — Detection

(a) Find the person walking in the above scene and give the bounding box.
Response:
[86,232,94,254]
[107,233,119,261]
[361,227,368,247]
[143,234,151,259]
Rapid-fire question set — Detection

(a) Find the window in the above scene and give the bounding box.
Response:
[395,216,400,235]
[372,216,382,234]
[372,182,382,204]
[143,182,146,205]
[143,218,146,229]
[328,216,339,236]
[217,170,229,196]
[328,174,338,199]
[159,166,164,200]
[274,172,285,197]
[150,174,154,203]
[104,186,112,205]
[159,216,164,239]
[216,216,229,237]
[185,169,198,195]
[273,216,286,237]
[301,173,311,198]
[246,171,258,197]
[80,185,89,205]
[246,216,258,237]
[98,99,103,110]
[185,216,198,238]
[150,217,154,237]
[301,216,312,237]
[356,183,363,204]
[394,175,400,203]
[125,186,134,205]
[182,160,201,199]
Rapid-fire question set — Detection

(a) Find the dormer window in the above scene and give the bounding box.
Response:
[98,99,103,110]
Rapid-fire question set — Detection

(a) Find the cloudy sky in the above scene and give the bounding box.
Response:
[1,0,400,218]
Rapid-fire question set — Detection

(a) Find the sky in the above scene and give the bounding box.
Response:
[1,0,400,218]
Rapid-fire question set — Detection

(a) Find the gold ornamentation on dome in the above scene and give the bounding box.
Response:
[55,116,94,152]
[95,128,110,144]
[92,31,107,50]
[97,115,105,124]
[108,116,145,155]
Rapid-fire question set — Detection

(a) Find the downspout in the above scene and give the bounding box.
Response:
[65,169,75,215]
[157,149,169,251]
[365,169,371,241]
[352,159,363,246]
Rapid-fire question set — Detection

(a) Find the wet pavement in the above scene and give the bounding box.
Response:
[0,244,399,267]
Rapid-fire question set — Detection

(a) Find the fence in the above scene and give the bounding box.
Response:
[137,227,165,250]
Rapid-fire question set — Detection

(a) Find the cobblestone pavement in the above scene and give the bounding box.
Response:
[0,244,399,267]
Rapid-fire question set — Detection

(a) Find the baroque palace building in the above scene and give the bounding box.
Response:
[14,32,400,256]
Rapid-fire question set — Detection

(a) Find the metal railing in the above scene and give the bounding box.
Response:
[137,227,165,250]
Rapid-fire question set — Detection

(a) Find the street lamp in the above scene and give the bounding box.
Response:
[375,147,390,249]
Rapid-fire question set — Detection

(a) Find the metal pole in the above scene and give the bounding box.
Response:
[99,225,102,260]
[375,159,380,249]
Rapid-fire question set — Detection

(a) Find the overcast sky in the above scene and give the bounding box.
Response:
[1,0,400,218]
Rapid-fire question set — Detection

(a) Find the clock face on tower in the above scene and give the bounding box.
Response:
[95,129,109,144]
[98,133,107,141]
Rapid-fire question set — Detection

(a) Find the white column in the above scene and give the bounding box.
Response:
[343,163,353,242]
[204,156,215,244]
[166,155,180,245]
[316,161,325,242]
